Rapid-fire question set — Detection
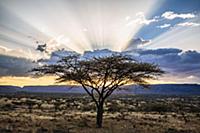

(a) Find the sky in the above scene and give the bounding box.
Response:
[0,0,200,86]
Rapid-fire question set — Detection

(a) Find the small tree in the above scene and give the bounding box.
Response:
[32,54,163,128]
[26,100,36,113]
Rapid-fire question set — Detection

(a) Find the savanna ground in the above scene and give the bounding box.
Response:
[0,93,200,133]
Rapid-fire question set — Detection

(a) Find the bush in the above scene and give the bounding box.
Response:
[81,103,96,111]
[107,103,121,112]
[141,103,172,113]
[1,103,15,111]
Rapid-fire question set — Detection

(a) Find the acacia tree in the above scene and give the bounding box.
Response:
[32,54,164,128]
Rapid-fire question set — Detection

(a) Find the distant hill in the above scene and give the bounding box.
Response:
[22,85,85,93]
[0,86,20,93]
[0,84,200,95]
[123,84,200,95]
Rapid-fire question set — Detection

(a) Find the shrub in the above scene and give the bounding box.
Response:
[141,103,172,113]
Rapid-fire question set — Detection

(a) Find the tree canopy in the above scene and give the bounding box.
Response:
[32,54,164,127]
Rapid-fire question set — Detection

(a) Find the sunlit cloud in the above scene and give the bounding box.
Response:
[0,45,11,52]
[177,22,200,27]
[161,11,195,20]
[125,16,131,21]
[157,24,171,29]
[126,12,158,26]
[148,15,200,51]
[0,45,45,59]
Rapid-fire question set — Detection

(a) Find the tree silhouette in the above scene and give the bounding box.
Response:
[32,54,164,128]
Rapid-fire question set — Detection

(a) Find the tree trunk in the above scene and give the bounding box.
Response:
[96,102,104,128]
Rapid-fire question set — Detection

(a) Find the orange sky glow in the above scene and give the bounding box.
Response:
[0,76,175,87]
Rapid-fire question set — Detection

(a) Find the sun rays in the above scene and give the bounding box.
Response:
[147,15,200,51]
[0,0,159,56]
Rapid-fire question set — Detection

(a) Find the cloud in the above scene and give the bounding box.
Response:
[126,12,157,26]
[36,43,47,53]
[157,24,171,29]
[136,48,182,55]
[39,48,200,83]
[35,34,72,54]
[0,45,12,52]
[44,48,200,78]
[40,50,79,65]
[177,22,200,27]
[0,54,38,76]
[0,45,46,60]
[128,49,200,79]
[161,11,195,20]
[125,38,151,50]
[125,16,131,21]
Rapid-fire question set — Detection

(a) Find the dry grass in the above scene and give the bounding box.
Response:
[0,94,200,133]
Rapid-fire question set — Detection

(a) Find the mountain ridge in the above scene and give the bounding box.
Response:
[0,84,200,95]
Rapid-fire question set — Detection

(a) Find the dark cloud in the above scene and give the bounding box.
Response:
[43,48,200,79]
[0,54,38,76]
[125,38,150,50]
[136,48,182,55]
[181,51,200,63]
[39,50,79,65]
[3,47,197,82]
[128,49,200,78]
[36,43,47,53]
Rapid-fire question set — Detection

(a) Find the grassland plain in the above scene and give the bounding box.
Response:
[0,94,200,133]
